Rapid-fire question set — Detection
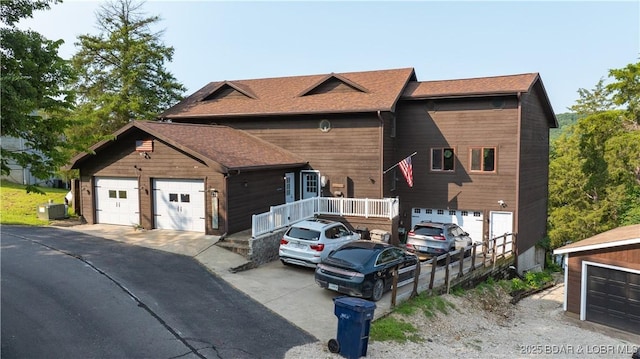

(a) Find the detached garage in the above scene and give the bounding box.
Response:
[554,224,640,335]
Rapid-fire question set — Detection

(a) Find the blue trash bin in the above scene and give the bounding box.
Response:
[329,296,376,359]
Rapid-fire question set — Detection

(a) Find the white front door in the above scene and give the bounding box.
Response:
[489,211,513,254]
[95,177,139,226]
[153,179,205,232]
[285,172,295,203]
[301,171,320,199]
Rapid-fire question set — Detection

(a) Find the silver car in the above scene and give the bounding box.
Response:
[405,222,472,260]
[279,218,361,268]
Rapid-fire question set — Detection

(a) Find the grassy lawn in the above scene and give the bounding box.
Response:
[0,180,73,226]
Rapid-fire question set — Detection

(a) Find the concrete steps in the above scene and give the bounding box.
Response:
[216,230,252,258]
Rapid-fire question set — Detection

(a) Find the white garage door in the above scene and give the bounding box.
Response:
[411,208,484,244]
[153,179,205,232]
[95,177,139,226]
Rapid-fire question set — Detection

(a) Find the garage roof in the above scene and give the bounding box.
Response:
[553,224,640,255]
[68,121,307,172]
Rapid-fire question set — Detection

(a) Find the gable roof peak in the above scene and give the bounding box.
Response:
[297,72,370,97]
[200,80,258,101]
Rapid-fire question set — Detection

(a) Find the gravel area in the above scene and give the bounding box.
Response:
[285,282,639,358]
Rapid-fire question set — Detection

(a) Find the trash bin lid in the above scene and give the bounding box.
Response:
[333,296,376,311]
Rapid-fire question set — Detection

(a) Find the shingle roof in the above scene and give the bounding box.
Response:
[69,121,307,172]
[553,224,640,255]
[402,73,540,99]
[159,68,416,119]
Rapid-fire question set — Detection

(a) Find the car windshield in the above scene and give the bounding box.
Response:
[329,247,376,265]
[414,226,443,236]
[286,227,321,241]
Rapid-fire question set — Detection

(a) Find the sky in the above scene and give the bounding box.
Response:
[16,0,640,113]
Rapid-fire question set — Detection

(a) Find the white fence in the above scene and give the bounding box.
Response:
[251,197,399,238]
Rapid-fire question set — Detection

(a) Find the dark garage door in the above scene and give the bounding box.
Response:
[586,265,640,334]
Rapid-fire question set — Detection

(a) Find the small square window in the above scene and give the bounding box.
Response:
[426,209,432,214]
[108,190,117,199]
[449,210,456,215]
[413,208,421,214]
[474,211,481,217]
[180,194,190,203]
[437,209,444,215]
[119,190,127,199]
[461,211,468,216]
[169,193,178,202]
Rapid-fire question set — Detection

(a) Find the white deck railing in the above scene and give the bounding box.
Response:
[251,197,399,238]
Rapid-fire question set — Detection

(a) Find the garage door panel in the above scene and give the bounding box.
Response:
[411,208,484,244]
[95,177,139,226]
[586,265,640,334]
[153,179,204,232]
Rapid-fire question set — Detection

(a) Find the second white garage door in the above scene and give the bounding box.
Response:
[153,179,205,232]
[411,208,484,244]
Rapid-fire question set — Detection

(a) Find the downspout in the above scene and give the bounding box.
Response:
[514,92,522,271]
[377,110,385,198]
[222,172,230,239]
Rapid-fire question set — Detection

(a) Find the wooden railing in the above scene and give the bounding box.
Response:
[390,233,516,307]
[251,197,399,238]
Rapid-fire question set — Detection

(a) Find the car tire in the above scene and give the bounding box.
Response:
[371,279,384,301]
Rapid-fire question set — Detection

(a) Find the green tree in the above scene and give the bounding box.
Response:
[0,0,75,189]
[607,61,640,124]
[548,62,640,248]
[69,0,185,147]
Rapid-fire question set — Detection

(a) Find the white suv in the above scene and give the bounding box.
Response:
[279,218,361,268]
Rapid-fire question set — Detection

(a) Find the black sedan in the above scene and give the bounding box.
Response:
[314,240,418,301]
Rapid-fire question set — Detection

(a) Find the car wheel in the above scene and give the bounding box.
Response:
[371,279,384,301]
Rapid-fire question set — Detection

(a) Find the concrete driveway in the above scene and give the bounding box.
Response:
[57,223,402,341]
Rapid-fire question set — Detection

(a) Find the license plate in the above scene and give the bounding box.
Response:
[328,283,338,291]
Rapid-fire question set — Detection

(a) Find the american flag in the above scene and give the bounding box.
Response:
[136,139,153,152]
[399,156,413,187]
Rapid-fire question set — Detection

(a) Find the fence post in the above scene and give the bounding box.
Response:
[429,258,437,289]
[492,236,499,270]
[445,253,451,294]
[502,233,507,257]
[513,233,518,270]
[458,248,465,278]
[411,261,420,299]
[471,243,477,271]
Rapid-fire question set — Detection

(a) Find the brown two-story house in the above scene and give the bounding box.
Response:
[69,67,556,271]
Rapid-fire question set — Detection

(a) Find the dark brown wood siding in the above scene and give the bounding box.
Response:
[566,244,640,315]
[75,128,227,235]
[226,169,291,233]
[517,82,553,252]
[199,113,384,199]
[393,97,520,234]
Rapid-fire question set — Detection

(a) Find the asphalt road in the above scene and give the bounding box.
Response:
[1,226,315,359]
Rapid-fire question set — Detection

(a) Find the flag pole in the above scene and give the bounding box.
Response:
[383,152,417,174]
